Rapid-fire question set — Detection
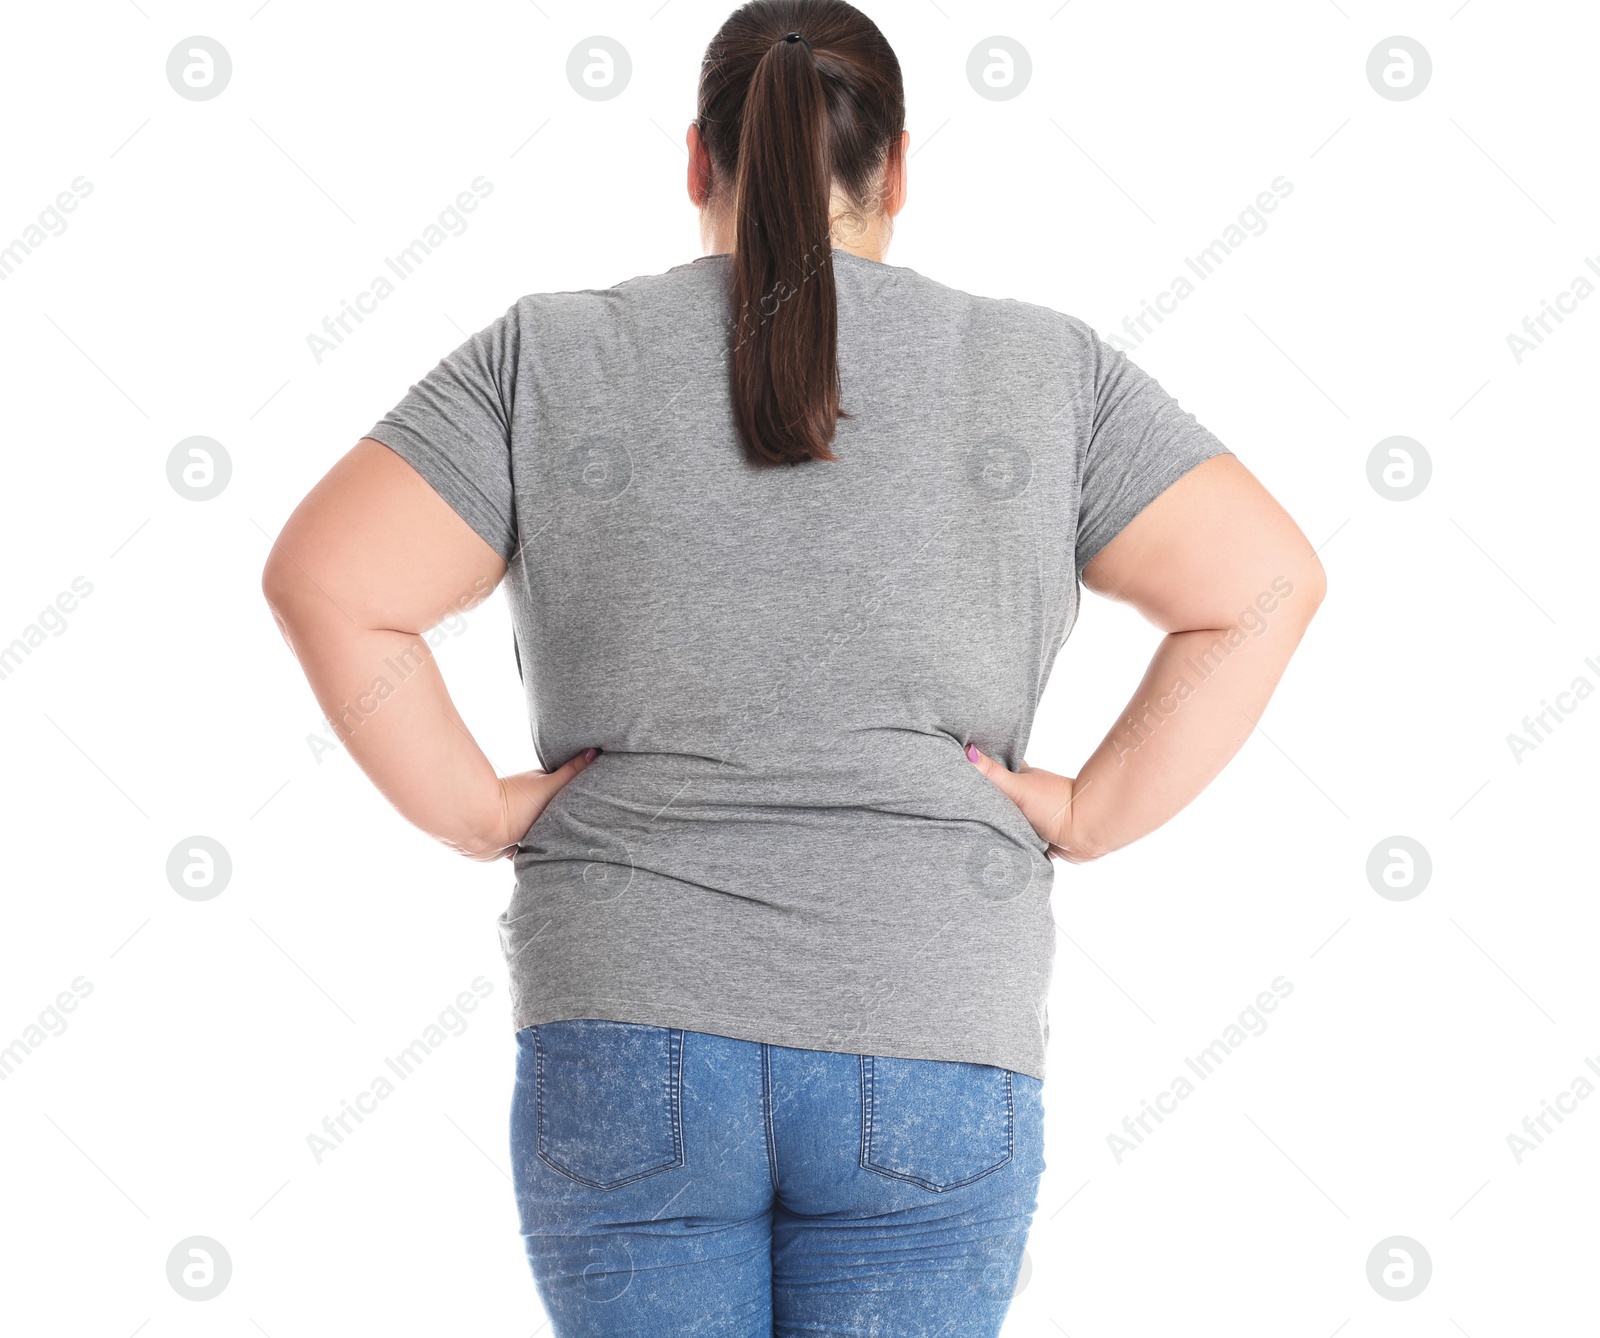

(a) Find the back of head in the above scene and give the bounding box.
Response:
[697,1,905,467]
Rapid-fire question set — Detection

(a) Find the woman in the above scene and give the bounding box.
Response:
[262,1,1325,1333]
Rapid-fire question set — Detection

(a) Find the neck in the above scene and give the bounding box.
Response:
[700,191,893,263]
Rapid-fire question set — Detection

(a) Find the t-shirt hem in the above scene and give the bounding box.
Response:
[508,994,1047,1082]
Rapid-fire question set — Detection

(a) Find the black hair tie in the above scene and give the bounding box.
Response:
[783,31,811,49]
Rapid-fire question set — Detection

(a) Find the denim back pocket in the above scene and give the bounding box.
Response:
[860,1054,1014,1192]
[534,1020,685,1189]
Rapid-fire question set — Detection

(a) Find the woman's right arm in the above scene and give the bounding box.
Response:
[261,438,595,861]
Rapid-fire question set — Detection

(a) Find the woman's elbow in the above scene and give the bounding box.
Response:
[260,545,327,634]
[1290,549,1328,620]
[260,550,302,621]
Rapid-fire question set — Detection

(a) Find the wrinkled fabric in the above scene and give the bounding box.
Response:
[367,249,1231,1080]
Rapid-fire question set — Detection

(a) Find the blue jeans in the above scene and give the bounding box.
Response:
[511,1021,1045,1337]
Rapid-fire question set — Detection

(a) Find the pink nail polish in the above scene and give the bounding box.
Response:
[584,747,597,762]
[965,744,979,763]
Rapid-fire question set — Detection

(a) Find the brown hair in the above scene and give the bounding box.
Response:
[696,1,905,467]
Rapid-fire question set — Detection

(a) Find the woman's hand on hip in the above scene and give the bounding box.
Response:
[460,748,602,863]
[965,744,1101,864]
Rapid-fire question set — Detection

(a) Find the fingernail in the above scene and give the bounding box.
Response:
[965,743,979,763]
[584,747,597,762]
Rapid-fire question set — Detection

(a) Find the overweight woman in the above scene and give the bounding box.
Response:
[262,1,1325,1333]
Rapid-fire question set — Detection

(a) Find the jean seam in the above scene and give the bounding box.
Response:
[858,1055,873,1173]
[1006,1070,1015,1163]
[669,1028,685,1167]
[761,1043,780,1194]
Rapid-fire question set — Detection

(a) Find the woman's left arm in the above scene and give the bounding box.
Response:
[970,452,1326,861]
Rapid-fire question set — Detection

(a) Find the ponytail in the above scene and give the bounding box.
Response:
[697,2,905,469]
[731,36,841,466]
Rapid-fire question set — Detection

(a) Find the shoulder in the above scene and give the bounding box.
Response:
[491,263,729,361]
[504,258,725,322]
[849,254,1102,360]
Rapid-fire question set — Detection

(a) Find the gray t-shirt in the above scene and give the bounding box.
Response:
[366,249,1230,1080]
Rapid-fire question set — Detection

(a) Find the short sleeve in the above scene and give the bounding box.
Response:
[1074,325,1232,581]
[364,303,520,563]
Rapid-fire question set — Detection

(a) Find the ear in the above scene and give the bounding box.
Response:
[881,130,910,218]
[686,121,714,208]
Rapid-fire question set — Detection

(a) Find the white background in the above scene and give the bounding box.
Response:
[2,0,1595,1333]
